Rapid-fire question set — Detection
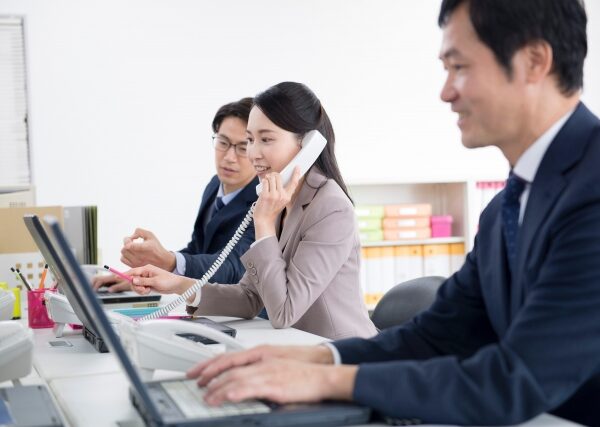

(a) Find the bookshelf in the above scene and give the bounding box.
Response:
[349,181,470,246]
[348,181,480,309]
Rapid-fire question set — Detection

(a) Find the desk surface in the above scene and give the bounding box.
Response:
[28,316,581,427]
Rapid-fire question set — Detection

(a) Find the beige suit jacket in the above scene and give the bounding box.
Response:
[189,167,377,340]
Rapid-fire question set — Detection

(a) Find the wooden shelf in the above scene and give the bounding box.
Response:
[361,237,465,247]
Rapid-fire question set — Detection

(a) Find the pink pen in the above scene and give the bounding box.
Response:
[104,265,133,283]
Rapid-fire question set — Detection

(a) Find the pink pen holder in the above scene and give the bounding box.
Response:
[27,288,56,329]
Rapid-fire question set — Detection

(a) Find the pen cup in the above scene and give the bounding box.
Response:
[27,288,56,329]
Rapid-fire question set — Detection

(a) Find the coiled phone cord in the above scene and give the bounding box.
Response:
[139,202,256,320]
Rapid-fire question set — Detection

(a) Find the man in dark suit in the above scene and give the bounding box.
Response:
[184,1,600,425]
[94,98,258,288]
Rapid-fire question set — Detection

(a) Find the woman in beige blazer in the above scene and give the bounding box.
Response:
[128,82,377,340]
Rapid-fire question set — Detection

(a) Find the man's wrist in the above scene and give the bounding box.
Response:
[165,251,177,272]
[321,365,357,401]
[315,344,335,364]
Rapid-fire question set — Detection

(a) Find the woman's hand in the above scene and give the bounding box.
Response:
[91,274,131,292]
[253,166,302,239]
[126,264,195,295]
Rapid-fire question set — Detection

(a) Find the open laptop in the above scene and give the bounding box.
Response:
[23,214,238,352]
[0,385,63,426]
[42,215,372,427]
[24,214,113,353]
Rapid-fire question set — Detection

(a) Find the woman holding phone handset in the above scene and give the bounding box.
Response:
[128,82,376,339]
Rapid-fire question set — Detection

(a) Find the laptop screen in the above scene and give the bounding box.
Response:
[37,215,162,423]
[23,215,102,336]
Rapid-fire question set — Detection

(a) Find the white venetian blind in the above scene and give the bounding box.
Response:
[0,16,30,188]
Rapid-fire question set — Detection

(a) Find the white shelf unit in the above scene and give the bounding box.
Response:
[349,181,472,247]
[349,181,477,308]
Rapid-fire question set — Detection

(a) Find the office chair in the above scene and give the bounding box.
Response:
[371,276,446,330]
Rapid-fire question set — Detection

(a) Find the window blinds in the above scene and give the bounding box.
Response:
[0,16,30,189]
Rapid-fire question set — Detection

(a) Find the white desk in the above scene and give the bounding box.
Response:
[29,317,581,427]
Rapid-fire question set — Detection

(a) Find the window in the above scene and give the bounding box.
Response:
[0,16,30,189]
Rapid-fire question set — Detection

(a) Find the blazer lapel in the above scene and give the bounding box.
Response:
[278,168,328,251]
[486,208,513,334]
[196,179,219,251]
[203,177,259,251]
[513,103,594,311]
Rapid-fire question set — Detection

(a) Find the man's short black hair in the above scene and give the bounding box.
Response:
[438,0,587,96]
[212,97,253,133]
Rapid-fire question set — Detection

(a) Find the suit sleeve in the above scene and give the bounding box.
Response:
[187,268,265,319]
[334,196,600,424]
[180,223,254,284]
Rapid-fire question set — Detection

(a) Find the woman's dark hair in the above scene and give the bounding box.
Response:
[253,82,352,202]
[438,0,587,96]
[212,97,253,133]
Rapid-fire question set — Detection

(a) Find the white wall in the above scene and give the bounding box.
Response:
[1,0,599,267]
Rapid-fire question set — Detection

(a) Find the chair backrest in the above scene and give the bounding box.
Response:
[371,276,446,330]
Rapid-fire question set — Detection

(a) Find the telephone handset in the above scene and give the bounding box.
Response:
[255,129,328,194]
[141,130,328,321]
[117,318,245,378]
[0,321,34,383]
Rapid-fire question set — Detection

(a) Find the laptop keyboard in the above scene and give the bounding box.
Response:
[162,379,271,419]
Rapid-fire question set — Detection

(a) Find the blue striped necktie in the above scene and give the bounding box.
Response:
[502,172,526,273]
[208,196,224,221]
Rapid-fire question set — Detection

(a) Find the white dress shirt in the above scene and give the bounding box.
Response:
[512,109,574,223]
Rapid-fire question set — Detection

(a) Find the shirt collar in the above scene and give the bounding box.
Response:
[217,183,243,206]
[513,109,575,183]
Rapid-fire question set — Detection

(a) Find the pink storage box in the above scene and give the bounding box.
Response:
[431,215,453,237]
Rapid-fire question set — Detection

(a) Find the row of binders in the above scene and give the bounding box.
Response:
[356,204,453,242]
[360,243,465,307]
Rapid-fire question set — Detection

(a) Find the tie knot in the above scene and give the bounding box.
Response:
[504,172,526,204]
[214,196,225,211]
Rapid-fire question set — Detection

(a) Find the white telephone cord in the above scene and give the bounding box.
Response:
[140,202,256,320]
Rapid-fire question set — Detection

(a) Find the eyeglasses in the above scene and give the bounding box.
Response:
[212,135,248,157]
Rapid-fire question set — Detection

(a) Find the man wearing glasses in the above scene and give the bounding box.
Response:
[94,98,258,289]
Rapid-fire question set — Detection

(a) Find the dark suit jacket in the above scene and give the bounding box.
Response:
[179,175,259,284]
[333,103,600,426]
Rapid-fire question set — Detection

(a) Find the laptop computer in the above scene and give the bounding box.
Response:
[23,214,112,353]
[0,385,63,426]
[23,215,235,352]
[42,215,372,427]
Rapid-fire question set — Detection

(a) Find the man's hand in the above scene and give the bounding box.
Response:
[91,274,132,292]
[187,344,334,387]
[120,228,176,271]
[199,358,357,406]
